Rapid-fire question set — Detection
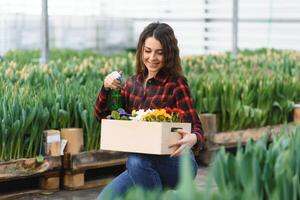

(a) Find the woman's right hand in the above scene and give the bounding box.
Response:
[103,72,121,91]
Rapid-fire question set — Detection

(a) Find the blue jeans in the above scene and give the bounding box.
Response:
[97,152,198,200]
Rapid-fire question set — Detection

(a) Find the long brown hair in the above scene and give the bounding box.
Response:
[135,22,183,78]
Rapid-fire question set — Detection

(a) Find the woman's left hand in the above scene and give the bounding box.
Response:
[168,129,197,157]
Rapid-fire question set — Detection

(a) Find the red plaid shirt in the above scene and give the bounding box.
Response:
[94,70,204,153]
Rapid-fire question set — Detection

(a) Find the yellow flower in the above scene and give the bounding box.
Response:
[139,109,173,122]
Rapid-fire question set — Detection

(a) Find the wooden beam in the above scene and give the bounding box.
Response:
[211,124,293,147]
[0,156,61,182]
[63,150,127,172]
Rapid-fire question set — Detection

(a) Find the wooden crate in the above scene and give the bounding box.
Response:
[62,150,127,190]
[0,156,61,200]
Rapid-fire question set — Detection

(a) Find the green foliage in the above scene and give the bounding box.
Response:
[111,111,121,120]
[36,154,44,163]
[212,125,300,200]
[102,126,300,200]
[0,48,299,160]
[107,109,131,120]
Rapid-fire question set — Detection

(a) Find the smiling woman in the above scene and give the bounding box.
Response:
[94,22,204,200]
[142,37,164,80]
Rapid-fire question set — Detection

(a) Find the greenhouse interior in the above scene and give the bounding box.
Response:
[0,0,300,199]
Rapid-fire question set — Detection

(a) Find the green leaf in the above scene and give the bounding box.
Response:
[177,149,197,200]
[273,101,282,111]
[111,110,120,120]
[36,154,44,163]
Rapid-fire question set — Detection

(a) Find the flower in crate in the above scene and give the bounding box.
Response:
[106,108,131,120]
[131,109,152,121]
[165,107,184,122]
[142,109,172,122]
[131,108,184,122]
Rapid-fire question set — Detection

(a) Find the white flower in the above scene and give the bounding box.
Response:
[130,109,153,121]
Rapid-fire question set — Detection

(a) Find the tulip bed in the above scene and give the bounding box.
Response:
[0,48,299,161]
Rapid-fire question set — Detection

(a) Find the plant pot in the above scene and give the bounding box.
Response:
[293,104,300,124]
[44,130,61,156]
[61,128,84,155]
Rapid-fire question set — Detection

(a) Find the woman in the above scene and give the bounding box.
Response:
[94,22,204,199]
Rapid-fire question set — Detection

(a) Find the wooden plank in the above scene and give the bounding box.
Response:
[40,176,60,190]
[211,124,293,147]
[0,189,42,200]
[64,150,128,171]
[63,162,125,191]
[200,113,217,135]
[62,150,127,190]
[64,177,113,191]
[0,170,60,200]
[198,123,294,165]
[64,173,85,188]
[75,177,113,190]
[0,156,61,182]
[200,113,217,149]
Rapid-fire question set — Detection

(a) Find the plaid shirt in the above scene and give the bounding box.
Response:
[95,70,204,153]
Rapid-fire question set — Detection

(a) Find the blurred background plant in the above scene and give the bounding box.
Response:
[0,48,299,160]
[107,125,300,200]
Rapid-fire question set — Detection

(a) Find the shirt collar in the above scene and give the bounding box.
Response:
[137,70,169,85]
